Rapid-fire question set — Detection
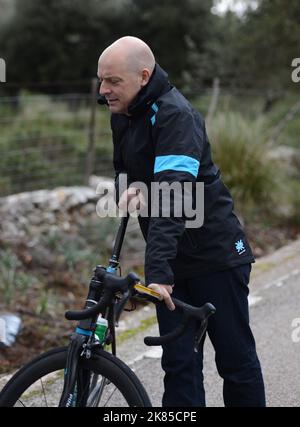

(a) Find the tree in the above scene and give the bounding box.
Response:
[0,0,218,93]
[233,0,300,90]
[0,0,132,92]
[129,0,214,89]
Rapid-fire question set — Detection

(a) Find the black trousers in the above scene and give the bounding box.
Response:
[156,264,266,407]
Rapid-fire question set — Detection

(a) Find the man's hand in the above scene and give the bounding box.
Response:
[118,187,146,214]
[148,283,175,311]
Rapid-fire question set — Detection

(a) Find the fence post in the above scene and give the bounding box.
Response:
[85,77,98,185]
[206,77,220,128]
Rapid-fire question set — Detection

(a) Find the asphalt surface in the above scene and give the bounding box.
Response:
[117,240,300,407]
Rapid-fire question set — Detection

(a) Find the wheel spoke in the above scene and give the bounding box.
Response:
[103,385,118,407]
[40,379,48,407]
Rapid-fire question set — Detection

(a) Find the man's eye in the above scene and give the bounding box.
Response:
[111,80,119,85]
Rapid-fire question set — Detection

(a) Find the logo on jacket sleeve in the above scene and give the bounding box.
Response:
[150,102,158,125]
[235,239,246,255]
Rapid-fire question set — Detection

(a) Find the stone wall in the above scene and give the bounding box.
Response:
[0,176,115,245]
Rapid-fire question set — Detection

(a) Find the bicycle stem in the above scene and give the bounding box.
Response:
[107,214,129,271]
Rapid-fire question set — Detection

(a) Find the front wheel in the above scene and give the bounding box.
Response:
[0,346,151,407]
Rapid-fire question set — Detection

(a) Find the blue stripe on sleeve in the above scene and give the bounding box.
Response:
[154,155,200,177]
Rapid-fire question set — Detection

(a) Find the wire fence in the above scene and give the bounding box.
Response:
[0,80,115,197]
[0,79,290,197]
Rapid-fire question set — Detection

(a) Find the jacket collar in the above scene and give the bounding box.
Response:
[127,63,171,116]
[97,63,171,117]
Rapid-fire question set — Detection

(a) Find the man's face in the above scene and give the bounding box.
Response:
[97,59,142,114]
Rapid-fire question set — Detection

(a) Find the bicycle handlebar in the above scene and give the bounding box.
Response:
[65,291,112,321]
[64,271,216,348]
[65,272,139,321]
[144,299,215,347]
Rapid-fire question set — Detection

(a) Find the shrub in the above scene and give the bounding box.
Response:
[207,112,281,221]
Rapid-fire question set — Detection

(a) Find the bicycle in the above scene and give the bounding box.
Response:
[0,215,216,407]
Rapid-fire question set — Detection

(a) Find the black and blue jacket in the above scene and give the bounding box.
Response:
[100,64,255,285]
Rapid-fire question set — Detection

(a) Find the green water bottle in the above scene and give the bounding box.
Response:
[95,316,108,343]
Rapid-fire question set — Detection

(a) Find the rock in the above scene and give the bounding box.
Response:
[29,245,57,268]
[0,314,22,348]
[89,175,114,191]
[267,146,300,175]
[0,179,114,245]
[80,203,97,216]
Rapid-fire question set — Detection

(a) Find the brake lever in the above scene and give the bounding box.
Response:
[194,319,208,353]
[114,290,131,324]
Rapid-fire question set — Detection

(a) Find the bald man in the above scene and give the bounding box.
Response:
[97,36,265,407]
[98,37,155,115]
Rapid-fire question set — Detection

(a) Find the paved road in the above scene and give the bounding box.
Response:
[117,240,300,407]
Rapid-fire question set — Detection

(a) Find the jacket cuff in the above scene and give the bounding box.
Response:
[144,266,174,286]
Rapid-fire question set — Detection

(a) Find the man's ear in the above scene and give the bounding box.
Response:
[140,68,151,87]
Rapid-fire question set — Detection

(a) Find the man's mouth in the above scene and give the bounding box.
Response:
[107,98,118,105]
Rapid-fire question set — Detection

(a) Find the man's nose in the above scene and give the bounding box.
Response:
[99,81,111,96]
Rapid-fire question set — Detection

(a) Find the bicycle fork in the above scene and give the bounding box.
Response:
[59,334,88,407]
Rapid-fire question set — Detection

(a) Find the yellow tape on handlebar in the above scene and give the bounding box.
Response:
[134,283,162,300]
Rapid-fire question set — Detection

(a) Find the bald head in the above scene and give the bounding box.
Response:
[99,36,155,75]
[97,37,156,114]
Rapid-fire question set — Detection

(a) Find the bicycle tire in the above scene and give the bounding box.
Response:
[0,346,151,407]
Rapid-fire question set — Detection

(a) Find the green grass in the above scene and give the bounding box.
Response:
[0,249,39,305]
[206,111,280,220]
[192,91,300,149]
[263,93,300,148]
[0,92,113,195]
[116,315,157,344]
